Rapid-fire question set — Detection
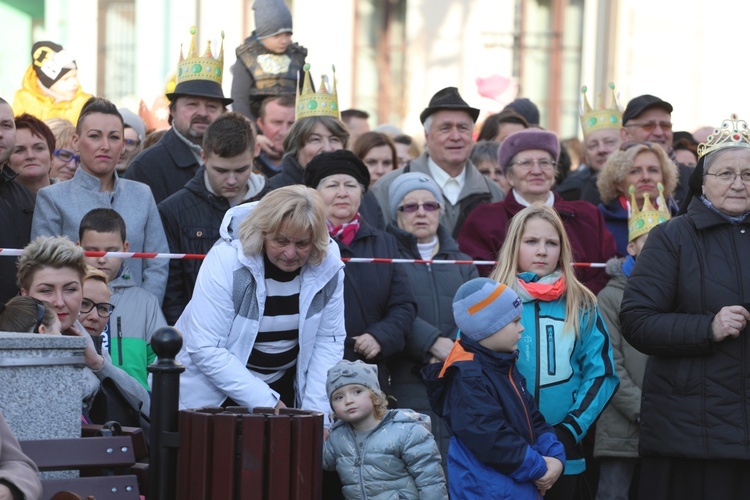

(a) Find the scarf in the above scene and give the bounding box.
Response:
[327,212,361,246]
[515,270,566,303]
[621,254,636,278]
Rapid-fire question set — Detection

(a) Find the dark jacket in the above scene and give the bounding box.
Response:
[458,190,617,293]
[125,128,201,204]
[620,197,750,459]
[556,164,602,205]
[336,219,416,392]
[265,153,386,229]
[422,337,565,499]
[387,223,478,465]
[230,35,307,119]
[158,167,264,324]
[0,165,34,303]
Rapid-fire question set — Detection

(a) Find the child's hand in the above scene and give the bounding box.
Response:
[534,456,564,493]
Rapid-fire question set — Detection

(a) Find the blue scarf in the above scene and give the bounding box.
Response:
[622,255,636,278]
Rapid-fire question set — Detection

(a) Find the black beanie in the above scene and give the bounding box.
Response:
[304,150,370,192]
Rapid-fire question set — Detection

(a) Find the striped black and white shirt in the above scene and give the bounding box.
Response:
[246,256,301,384]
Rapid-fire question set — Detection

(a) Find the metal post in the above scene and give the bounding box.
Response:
[147,326,184,500]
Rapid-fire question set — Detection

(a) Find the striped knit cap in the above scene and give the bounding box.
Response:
[452,278,523,342]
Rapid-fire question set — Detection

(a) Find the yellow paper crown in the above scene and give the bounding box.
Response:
[295,64,340,120]
[697,113,750,158]
[628,183,670,242]
[175,26,225,86]
[580,83,622,136]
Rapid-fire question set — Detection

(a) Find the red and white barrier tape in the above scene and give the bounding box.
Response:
[0,248,606,267]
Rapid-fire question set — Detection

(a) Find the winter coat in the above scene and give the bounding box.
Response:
[386,223,477,463]
[230,34,307,119]
[458,190,617,293]
[158,166,265,324]
[620,197,750,460]
[555,164,601,205]
[265,153,386,229]
[175,204,346,425]
[125,128,201,204]
[31,167,169,302]
[336,219,416,392]
[422,337,565,499]
[370,153,506,239]
[12,64,92,123]
[323,409,448,500]
[0,164,34,303]
[0,410,42,500]
[515,274,618,474]
[107,269,166,389]
[594,257,646,459]
[76,319,152,417]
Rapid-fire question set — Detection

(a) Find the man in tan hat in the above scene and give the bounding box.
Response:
[125,28,231,204]
[371,87,505,237]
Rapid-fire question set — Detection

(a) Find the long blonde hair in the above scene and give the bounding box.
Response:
[489,204,597,336]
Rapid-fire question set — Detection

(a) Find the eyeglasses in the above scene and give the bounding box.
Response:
[705,170,750,185]
[398,202,441,213]
[31,298,45,334]
[123,139,141,152]
[509,158,557,172]
[620,141,655,151]
[54,149,80,165]
[80,298,115,318]
[624,121,673,132]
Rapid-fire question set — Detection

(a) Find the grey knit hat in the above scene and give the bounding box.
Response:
[453,278,523,342]
[118,108,146,141]
[326,360,380,400]
[388,172,443,222]
[254,0,293,40]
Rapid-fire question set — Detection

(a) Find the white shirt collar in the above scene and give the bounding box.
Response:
[427,156,465,205]
[512,189,555,207]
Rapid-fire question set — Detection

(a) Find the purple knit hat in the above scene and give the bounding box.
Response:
[498,129,560,173]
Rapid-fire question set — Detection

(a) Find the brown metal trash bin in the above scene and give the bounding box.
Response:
[176,407,323,500]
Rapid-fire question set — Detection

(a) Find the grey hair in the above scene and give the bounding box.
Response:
[423,115,433,135]
[701,147,750,179]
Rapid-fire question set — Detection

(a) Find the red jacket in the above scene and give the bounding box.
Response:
[457,190,616,293]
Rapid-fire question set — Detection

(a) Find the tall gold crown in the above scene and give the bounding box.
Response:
[697,113,750,158]
[175,26,225,86]
[628,183,670,242]
[295,64,340,120]
[580,83,622,136]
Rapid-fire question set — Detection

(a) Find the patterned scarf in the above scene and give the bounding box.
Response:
[327,212,361,246]
[515,270,566,303]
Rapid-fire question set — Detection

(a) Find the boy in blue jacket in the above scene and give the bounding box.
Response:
[422,278,565,499]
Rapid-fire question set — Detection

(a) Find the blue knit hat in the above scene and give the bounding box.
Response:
[388,172,443,222]
[453,278,523,342]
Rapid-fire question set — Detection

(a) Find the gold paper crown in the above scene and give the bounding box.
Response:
[628,183,670,242]
[295,64,340,120]
[697,113,750,158]
[175,26,225,86]
[580,83,622,136]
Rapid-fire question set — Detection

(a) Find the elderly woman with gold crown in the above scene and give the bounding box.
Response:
[620,114,750,499]
[596,141,679,255]
[262,64,384,227]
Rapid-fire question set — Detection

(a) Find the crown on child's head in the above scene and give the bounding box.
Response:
[697,113,750,159]
[628,183,670,242]
[174,26,225,87]
[295,64,340,120]
[579,83,622,137]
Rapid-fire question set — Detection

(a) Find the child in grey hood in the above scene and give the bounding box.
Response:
[323,360,447,499]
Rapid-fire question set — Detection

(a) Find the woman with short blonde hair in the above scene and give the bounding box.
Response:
[596,142,679,254]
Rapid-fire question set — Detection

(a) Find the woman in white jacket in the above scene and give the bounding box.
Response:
[176,185,346,425]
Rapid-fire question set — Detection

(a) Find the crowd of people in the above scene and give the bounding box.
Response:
[1,0,750,499]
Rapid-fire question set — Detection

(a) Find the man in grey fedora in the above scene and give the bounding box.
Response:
[371,87,505,238]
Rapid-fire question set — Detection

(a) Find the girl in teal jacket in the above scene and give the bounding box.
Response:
[491,204,618,500]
